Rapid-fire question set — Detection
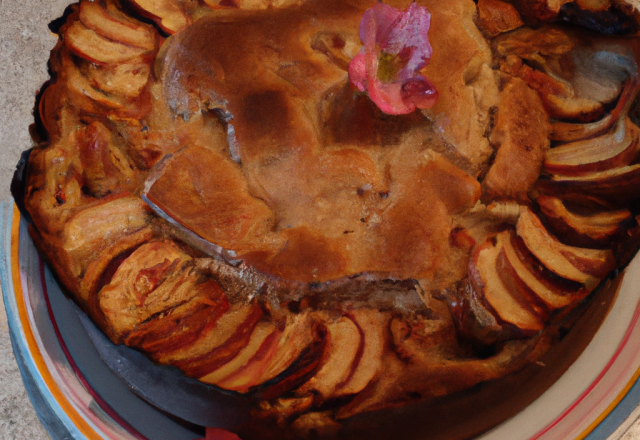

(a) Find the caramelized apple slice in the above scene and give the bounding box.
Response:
[537,196,632,247]
[65,58,123,110]
[154,303,263,375]
[539,164,640,207]
[63,196,151,255]
[336,309,387,396]
[65,21,149,64]
[500,231,579,313]
[516,208,615,288]
[470,236,544,335]
[500,55,603,122]
[84,61,151,100]
[124,279,231,354]
[97,240,198,338]
[256,312,316,384]
[199,322,280,389]
[209,314,319,394]
[550,79,639,142]
[258,326,327,401]
[550,114,615,143]
[544,119,639,175]
[129,0,189,34]
[543,93,604,122]
[79,1,157,50]
[296,315,362,399]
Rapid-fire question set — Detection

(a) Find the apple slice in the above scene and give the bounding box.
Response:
[500,231,580,313]
[537,195,632,247]
[550,79,640,142]
[501,56,604,122]
[124,279,231,354]
[470,236,544,335]
[258,323,327,401]
[254,312,316,384]
[516,208,615,288]
[199,322,280,388]
[65,59,123,110]
[129,0,189,34]
[539,163,640,208]
[544,118,639,175]
[85,62,151,100]
[79,1,157,51]
[296,315,362,399]
[550,114,614,143]
[212,314,320,393]
[542,92,604,123]
[335,309,387,396]
[154,302,263,376]
[65,20,149,65]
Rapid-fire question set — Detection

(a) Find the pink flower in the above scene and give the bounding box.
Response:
[348,2,438,115]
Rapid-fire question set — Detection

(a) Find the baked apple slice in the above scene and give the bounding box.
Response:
[538,164,640,208]
[79,0,157,51]
[254,312,317,385]
[65,57,124,110]
[469,235,544,336]
[335,309,387,396]
[499,231,582,314]
[537,195,632,247]
[128,0,190,34]
[516,208,615,287]
[154,302,263,377]
[296,315,362,399]
[123,279,231,354]
[550,79,639,142]
[542,92,604,122]
[200,322,280,390]
[65,20,150,65]
[544,118,640,175]
[201,312,319,393]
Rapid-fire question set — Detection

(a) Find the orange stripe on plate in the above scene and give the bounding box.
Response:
[11,204,101,439]
[574,364,640,440]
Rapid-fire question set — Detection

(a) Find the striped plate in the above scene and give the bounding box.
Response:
[3,200,640,440]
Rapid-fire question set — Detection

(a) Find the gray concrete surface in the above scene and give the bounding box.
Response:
[1,0,640,439]
[1,0,69,437]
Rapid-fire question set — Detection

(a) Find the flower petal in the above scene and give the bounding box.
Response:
[384,2,432,78]
[348,51,367,92]
[369,79,414,115]
[348,2,438,115]
[359,3,403,48]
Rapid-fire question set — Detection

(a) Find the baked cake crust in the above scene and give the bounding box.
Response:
[18,0,640,436]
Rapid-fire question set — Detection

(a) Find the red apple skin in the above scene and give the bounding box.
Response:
[469,237,544,339]
[537,195,632,248]
[257,323,328,401]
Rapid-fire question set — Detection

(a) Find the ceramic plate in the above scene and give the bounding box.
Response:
[4,199,640,440]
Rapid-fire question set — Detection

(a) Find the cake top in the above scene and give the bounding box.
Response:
[140,0,499,284]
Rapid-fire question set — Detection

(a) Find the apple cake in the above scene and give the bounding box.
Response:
[16,0,640,437]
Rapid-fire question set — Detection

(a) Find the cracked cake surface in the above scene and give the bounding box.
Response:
[16,0,640,437]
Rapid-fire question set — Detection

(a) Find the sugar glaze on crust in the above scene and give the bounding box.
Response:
[21,0,640,436]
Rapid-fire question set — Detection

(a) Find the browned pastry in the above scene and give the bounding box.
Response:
[20,0,640,437]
